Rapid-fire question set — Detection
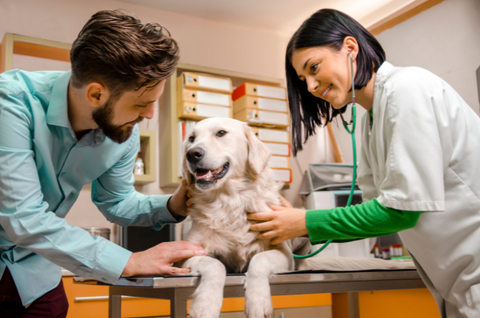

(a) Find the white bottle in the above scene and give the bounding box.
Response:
[134,157,145,175]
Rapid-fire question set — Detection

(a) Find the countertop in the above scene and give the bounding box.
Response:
[74,268,421,288]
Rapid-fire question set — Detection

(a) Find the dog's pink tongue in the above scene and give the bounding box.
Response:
[196,170,214,181]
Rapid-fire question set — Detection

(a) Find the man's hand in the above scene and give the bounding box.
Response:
[122,241,206,276]
[167,179,190,217]
[248,196,308,245]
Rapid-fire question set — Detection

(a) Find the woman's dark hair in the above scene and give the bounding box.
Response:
[286,9,385,155]
[70,10,179,99]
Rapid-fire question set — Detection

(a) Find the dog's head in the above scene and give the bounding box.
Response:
[183,118,271,190]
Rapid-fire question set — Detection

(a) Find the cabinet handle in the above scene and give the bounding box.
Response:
[74,295,139,302]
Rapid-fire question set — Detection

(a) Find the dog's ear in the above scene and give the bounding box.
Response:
[182,139,195,186]
[244,124,271,179]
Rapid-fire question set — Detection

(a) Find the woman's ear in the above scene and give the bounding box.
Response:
[244,124,271,180]
[343,36,359,60]
[86,82,109,108]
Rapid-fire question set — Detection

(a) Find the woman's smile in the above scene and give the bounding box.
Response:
[321,84,332,99]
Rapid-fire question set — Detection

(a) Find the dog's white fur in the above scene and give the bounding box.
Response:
[180,118,414,318]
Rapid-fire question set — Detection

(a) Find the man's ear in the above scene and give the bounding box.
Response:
[86,82,109,108]
[244,124,271,180]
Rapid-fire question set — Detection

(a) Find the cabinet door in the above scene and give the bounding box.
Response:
[273,306,332,318]
[63,277,171,318]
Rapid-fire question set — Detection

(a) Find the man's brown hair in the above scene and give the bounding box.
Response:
[70,10,179,98]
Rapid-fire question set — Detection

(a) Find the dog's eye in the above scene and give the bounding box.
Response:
[189,136,195,143]
[216,130,227,137]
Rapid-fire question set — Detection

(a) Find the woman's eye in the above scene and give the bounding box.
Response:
[216,130,227,137]
[188,136,195,143]
[310,63,318,72]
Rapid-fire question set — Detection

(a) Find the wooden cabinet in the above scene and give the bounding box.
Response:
[64,276,331,317]
[332,289,441,318]
[63,277,170,318]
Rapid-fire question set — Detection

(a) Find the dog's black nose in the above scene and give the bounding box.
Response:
[186,147,205,164]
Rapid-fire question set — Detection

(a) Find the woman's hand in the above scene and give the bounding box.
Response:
[248,196,308,245]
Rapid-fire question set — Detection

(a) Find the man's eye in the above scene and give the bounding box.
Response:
[216,130,227,137]
[189,136,195,142]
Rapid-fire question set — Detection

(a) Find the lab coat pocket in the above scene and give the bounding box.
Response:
[466,283,480,315]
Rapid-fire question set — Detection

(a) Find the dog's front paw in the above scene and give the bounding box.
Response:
[244,287,273,318]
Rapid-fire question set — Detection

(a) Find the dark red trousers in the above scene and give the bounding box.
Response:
[0,268,69,318]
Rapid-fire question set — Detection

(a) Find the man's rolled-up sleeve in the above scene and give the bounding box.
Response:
[92,127,185,230]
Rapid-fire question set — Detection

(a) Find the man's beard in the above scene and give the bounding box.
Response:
[92,98,143,144]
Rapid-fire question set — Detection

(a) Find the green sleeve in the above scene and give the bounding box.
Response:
[306,198,421,244]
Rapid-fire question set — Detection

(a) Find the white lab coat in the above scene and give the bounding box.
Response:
[358,62,480,318]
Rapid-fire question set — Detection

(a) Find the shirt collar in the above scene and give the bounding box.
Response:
[45,71,107,144]
[374,61,394,89]
[46,70,72,128]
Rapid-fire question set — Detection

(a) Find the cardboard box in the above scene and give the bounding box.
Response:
[233,83,286,101]
[178,72,232,93]
[234,108,289,129]
[177,102,232,121]
[177,87,232,107]
[233,95,287,114]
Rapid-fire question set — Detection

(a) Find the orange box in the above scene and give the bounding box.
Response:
[233,83,286,101]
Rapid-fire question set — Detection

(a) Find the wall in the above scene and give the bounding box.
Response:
[1,0,316,241]
[375,0,480,114]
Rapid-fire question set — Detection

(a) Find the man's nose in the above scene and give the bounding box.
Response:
[140,103,155,119]
[186,147,205,164]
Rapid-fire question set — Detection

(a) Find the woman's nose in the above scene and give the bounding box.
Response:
[306,77,319,94]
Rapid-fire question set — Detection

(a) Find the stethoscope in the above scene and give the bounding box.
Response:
[293,52,357,259]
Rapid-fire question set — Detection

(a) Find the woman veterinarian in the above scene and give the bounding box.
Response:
[249,8,480,318]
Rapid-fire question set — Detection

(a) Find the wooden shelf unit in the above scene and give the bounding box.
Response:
[0,33,71,73]
[158,63,284,188]
[135,129,157,184]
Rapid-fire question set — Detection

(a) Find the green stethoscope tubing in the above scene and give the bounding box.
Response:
[293,53,357,259]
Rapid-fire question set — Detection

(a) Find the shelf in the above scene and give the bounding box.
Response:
[158,63,284,188]
[134,129,157,185]
[0,33,71,73]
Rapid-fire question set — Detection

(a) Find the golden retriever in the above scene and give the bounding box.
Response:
[180,117,413,318]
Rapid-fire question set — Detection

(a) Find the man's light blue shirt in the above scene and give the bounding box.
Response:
[0,70,180,306]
